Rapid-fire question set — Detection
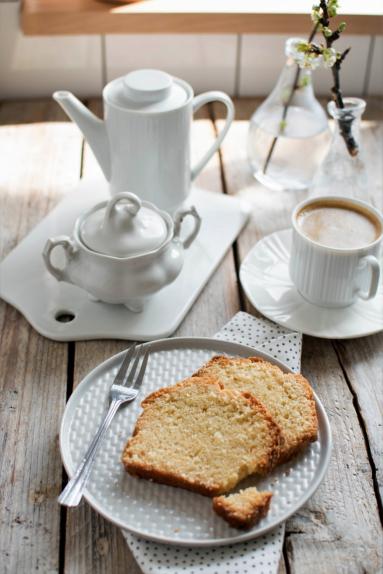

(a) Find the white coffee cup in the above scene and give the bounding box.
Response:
[289,196,382,308]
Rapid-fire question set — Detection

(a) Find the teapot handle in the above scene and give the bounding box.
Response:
[191,91,234,181]
[43,236,76,281]
[173,206,201,249]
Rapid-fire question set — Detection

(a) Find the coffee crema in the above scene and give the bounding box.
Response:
[296,200,382,249]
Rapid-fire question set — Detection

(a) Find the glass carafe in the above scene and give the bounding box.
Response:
[309,98,368,199]
[247,38,330,192]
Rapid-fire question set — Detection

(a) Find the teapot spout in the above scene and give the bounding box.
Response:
[53,91,111,181]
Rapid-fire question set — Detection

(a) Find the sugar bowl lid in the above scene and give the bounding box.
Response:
[80,192,169,257]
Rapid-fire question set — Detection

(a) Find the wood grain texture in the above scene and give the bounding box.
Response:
[0,101,81,573]
[63,99,240,573]
[63,99,137,574]
[331,116,383,510]
[1,97,382,574]
[21,0,383,35]
[333,334,383,503]
[291,337,383,573]
[213,98,383,573]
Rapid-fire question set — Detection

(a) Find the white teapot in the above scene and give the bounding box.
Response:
[53,69,234,212]
[42,193,201,312]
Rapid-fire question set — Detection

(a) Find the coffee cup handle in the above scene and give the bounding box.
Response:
[43,236,76,281]
[191,91,234,181]
[356,255,380,300]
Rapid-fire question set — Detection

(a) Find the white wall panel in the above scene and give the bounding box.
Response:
[239,35,290,97]
[0,3,379,100]
[0,2,102,99]
[312,35,371,97]
[105,35,237,95]
[240,34,372,98]
[367,36,383,96]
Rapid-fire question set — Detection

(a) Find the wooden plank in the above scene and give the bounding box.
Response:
[214,97,383,122]
[333,333,383,503]
[213,101,304,262]
[64,100,240,573]
[21,0,383,35]
[288,336,383,573]
[213,98,383,573]
[62,99,139,574]
[0,100,70,125]
[0,101,82,573]
[332,116,383,508]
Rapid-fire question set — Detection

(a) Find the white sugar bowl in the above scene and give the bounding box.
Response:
[42,192,201,311]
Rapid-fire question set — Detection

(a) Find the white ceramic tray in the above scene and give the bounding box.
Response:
[60,337,332,547]
[240,229,383,339]
[0,179,248,341]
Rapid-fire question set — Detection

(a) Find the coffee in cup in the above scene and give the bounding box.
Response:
[296,198,382,250]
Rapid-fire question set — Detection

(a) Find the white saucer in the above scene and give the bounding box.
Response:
[240,229,383,339]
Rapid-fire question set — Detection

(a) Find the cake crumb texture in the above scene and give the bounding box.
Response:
[122,376,283,496]
[213,487,273,529]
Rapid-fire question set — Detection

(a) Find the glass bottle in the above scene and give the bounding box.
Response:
[309,98,368,199]
[247,38,330,192]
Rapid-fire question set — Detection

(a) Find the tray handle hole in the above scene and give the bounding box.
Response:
[55,310,75,323]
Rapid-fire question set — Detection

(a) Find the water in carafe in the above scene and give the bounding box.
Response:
[248,38,330,192]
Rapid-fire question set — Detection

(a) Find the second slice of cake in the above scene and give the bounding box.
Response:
[194,356,318,462]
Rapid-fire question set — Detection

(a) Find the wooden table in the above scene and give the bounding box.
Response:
[1,98,382,574]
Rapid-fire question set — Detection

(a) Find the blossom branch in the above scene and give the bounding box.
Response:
[314,0,359,155]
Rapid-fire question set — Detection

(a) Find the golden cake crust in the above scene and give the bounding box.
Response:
[212,487,273,529]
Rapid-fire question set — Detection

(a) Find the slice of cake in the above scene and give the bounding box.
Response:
[122,377,283,496]
[213,487,272,529]
[194,356,318,462]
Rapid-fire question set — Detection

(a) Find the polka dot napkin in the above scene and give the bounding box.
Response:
[123,312,302,574]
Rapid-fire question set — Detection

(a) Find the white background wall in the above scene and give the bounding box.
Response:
[0,1,382,100]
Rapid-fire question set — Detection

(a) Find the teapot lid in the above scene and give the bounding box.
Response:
[80,192,169,257]
[105,69,190,113]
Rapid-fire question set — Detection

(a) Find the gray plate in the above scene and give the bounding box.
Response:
[60,337,332,547]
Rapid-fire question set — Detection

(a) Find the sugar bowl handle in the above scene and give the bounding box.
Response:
[173,206,201,249]
[43,236,76,281]
[191,91,234,181]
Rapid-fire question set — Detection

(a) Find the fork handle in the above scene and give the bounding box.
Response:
[58,398,121,507]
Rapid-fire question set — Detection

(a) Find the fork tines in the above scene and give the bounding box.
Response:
[115,343,151,389]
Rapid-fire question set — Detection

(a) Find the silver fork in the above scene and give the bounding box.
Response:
[58,343,151,507]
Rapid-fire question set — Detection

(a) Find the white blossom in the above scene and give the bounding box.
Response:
[286,38,323,70]
[322,48,337,68]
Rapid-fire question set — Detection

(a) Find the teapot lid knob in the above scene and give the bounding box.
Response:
[123,69,173,104]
